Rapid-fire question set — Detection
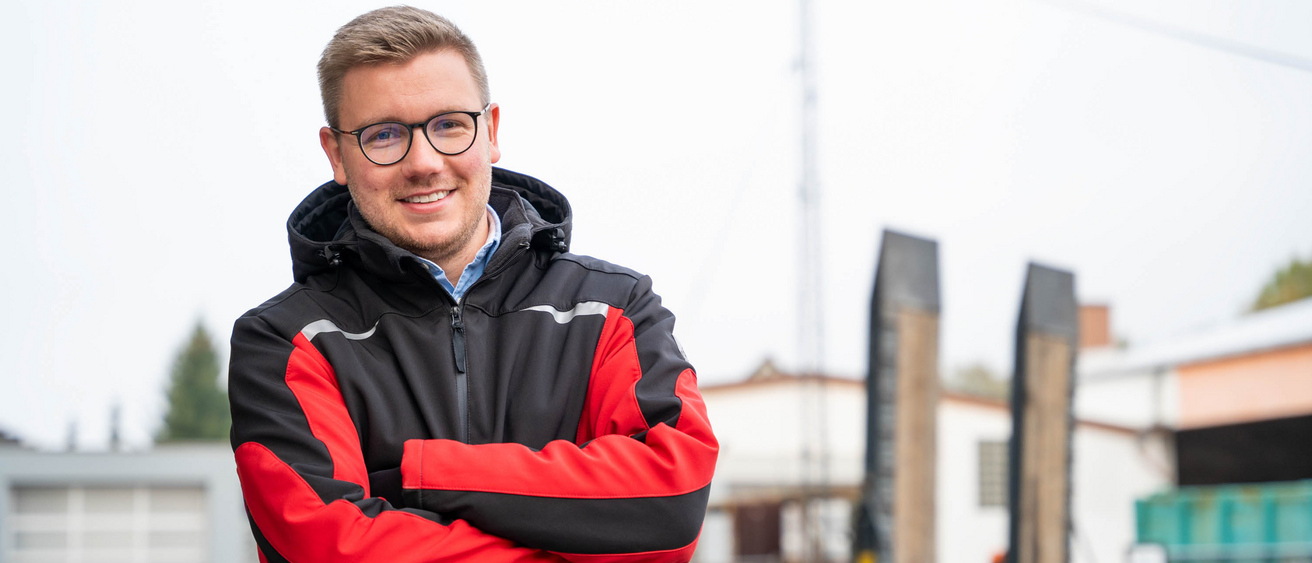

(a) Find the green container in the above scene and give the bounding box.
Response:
[1136,479,1312,561]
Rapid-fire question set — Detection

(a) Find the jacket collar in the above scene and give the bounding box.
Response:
[286,167,572,284]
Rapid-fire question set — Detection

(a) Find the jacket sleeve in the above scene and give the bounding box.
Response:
[228,313,565,563]
[399,275,720,562]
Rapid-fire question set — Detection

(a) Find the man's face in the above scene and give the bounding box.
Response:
[319,49,501,263]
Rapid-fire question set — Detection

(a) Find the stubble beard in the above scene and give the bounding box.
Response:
[348,172,490,267]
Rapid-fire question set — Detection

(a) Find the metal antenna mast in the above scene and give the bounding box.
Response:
[798,0,830,559]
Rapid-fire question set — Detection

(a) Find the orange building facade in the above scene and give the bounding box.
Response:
[1177,341,1312,429]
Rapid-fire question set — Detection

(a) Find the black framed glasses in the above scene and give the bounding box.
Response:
[330,104,491,166]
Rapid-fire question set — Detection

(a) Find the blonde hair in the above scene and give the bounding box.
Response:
[318,6,490,128]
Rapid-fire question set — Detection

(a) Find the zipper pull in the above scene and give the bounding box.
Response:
[450,307,466,374]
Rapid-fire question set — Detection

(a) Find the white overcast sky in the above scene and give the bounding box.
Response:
[2,0,1310,450]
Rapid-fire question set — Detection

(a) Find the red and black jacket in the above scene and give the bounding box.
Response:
[228,168,718,562]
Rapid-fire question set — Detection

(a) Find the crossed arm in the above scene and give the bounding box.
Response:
[229,285,718,562]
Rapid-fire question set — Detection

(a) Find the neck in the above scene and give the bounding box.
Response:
[427,210,490,287]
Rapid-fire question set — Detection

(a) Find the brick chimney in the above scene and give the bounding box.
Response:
[1079,304,1112,349]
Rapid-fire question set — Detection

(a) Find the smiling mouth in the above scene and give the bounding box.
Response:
[401,191,450,203]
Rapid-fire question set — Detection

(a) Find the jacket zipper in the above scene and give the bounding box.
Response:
[442,241,531,445]
[449,305,470,443]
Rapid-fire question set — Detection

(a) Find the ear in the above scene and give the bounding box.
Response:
[485,103,501,164]
[319,127,349,186]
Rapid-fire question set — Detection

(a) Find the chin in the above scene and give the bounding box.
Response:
[403,227,470,257]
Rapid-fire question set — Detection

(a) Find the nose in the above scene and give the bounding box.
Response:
[399,124,447,179]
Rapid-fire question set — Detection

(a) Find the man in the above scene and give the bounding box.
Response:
[228,7,717,562]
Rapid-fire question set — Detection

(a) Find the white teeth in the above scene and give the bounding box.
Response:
[403,191,449,203]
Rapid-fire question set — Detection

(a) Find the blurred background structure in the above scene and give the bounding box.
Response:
[0,444,254,562]
[700,288,1312,563]
[2,0,1311,561]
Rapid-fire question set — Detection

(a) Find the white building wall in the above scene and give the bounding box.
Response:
[1069,425,1173,563]
[1075,368,1179,429]
[700,378,1172,563]
[936,399,1010,563]
[706,380,865,489]
[935,399,1173,563]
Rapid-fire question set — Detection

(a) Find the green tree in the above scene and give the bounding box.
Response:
[945,362,1010,402]
[1253,255,1312,311]
[157,321,230,442]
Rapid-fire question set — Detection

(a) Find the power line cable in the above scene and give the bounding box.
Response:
[1040,0,1312,73]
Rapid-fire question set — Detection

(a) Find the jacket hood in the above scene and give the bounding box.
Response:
[287,167,572,284]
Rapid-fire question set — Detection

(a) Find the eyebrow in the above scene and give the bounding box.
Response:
[351,107,476,130]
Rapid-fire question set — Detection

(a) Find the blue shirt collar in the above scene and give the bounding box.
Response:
[416,204,502,302]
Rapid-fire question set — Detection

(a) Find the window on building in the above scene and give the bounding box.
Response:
[979,440,1008,507]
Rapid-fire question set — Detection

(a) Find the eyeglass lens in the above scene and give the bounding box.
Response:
[358,112,479,165]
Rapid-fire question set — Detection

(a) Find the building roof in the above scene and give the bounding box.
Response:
[1080,296,1312,378]
[0,428,23,448]
[700,358,864,394]
[702,360,1138,435]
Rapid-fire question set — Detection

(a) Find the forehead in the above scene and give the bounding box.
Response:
[338,49,480,127]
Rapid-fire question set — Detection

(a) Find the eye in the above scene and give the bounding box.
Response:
[429,114,475,137]
[361,123,407,147]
